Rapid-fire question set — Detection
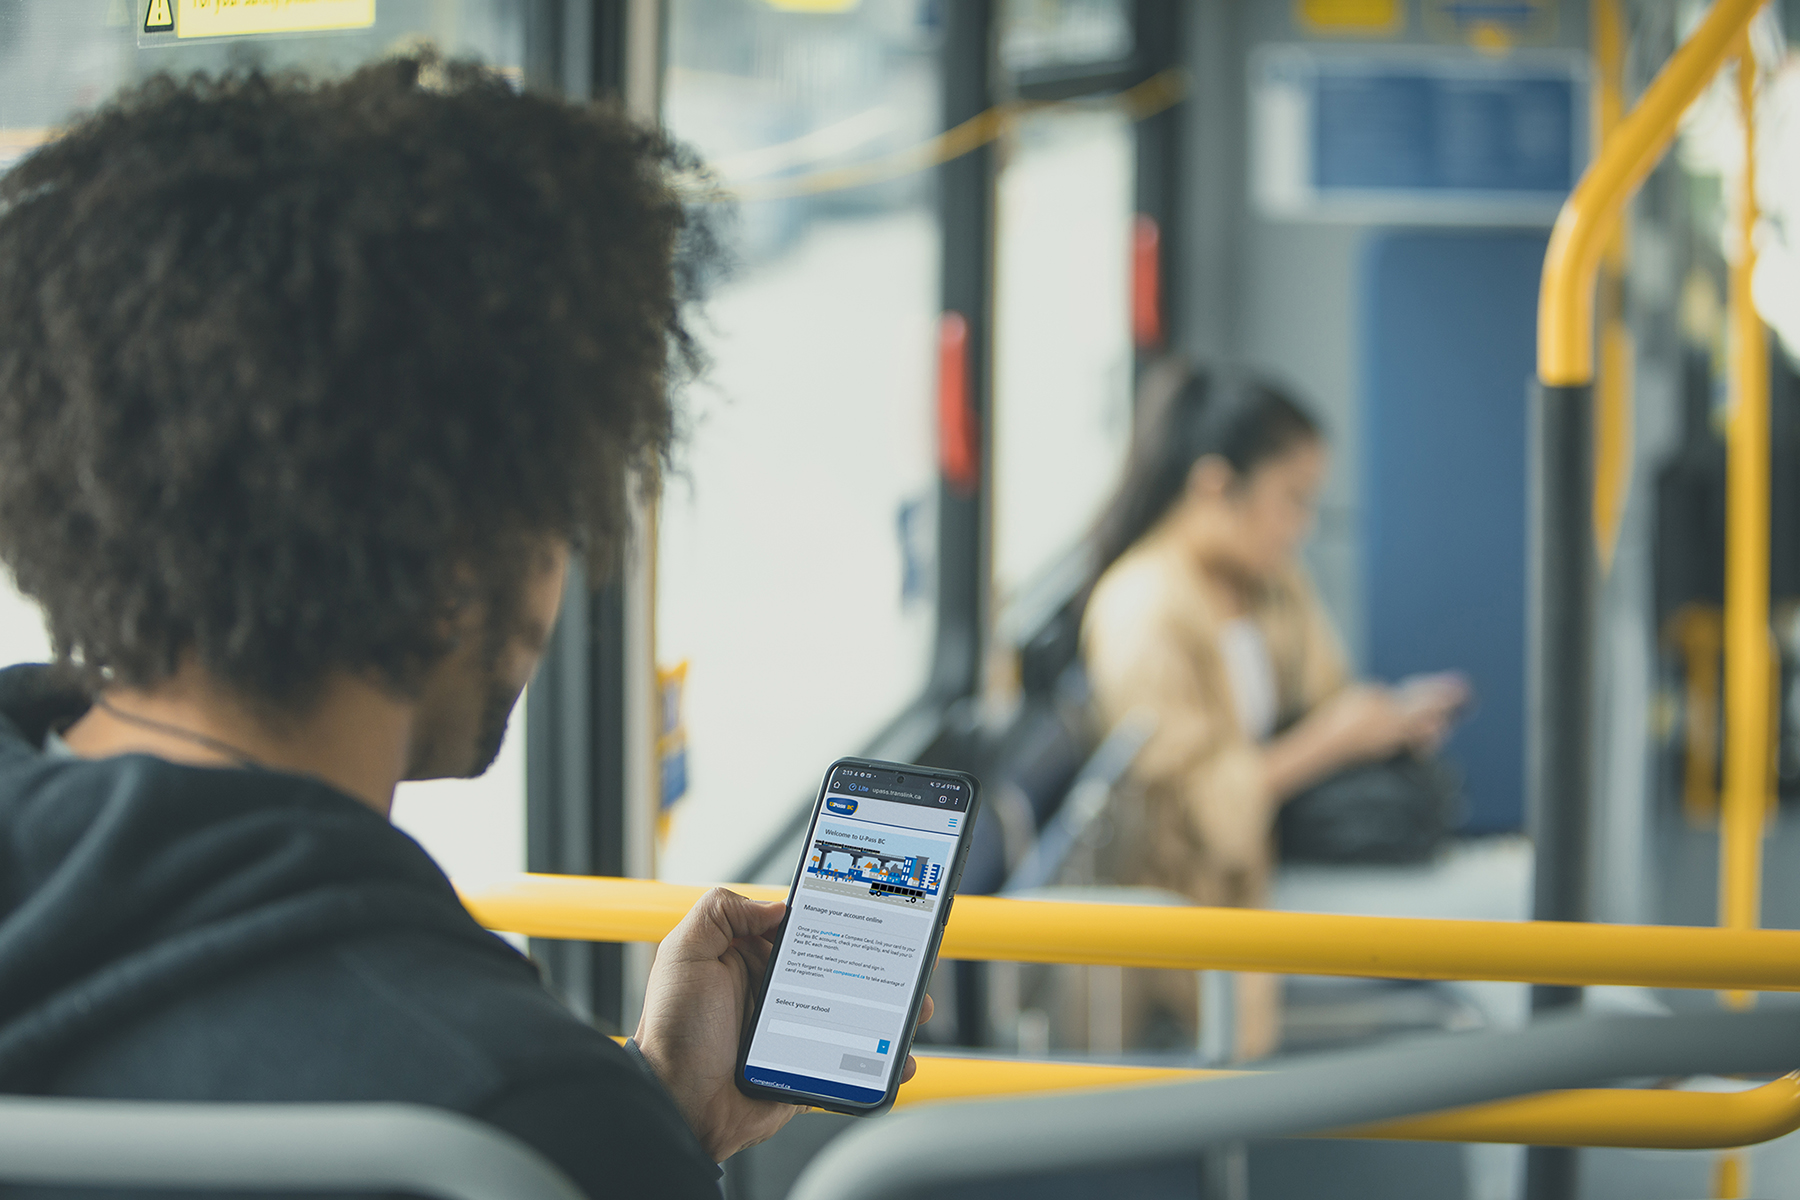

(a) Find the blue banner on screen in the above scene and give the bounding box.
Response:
[741,1065,885,1106]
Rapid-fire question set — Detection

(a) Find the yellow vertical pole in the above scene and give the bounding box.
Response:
[1714,1149,1748,1199]
[1717,45,1763,1151]
[1720,31,1770,991]
[1670,606,1725,825]
[1593,0,1634,570]
[1716,31,1768,1194]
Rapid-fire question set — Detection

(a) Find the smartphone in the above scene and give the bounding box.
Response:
[736,756,980,1116]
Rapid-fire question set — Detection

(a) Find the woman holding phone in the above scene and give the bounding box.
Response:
[1081,361,1467,1060]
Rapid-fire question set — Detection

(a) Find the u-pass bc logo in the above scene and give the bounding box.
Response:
[825,798,857,815]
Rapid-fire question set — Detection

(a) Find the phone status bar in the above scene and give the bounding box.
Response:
[829,765,969,811]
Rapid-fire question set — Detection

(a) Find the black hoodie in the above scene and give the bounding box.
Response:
[0,664,719,1199]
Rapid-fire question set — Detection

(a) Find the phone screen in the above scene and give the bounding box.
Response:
[741,761,974,1108]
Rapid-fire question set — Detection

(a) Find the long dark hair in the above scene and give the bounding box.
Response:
[1089,362,1324,582]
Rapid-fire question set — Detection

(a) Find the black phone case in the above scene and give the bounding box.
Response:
[733,756,980,1117]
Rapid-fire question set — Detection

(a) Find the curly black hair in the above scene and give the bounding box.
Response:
[0,55,704,706]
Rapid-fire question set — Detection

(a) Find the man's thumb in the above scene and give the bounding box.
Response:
[690,886,785,943]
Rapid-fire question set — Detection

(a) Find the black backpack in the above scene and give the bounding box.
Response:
[1276,755,1462,865]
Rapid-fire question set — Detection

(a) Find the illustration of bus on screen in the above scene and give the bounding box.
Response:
[803,836,943,904]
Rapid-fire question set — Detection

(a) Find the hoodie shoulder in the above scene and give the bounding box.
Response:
[44,921,721,1198]
[0,663,88,757]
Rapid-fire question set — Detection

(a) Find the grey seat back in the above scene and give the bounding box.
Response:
[0,1096,587,1200]
[790,1010,1800,1200]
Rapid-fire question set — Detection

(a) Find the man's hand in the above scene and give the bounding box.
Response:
[634,886,933,1162]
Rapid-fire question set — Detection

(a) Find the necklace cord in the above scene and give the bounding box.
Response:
[92,697,265,769]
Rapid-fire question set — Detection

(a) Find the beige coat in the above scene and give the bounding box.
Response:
[1081,520,1349,909]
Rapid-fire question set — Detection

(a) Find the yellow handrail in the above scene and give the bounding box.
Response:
[596,1038,1800,1150]
[897,1055,1228,1105]
[897,1057,1800,1150]
[536,881,1800,1148]
[460,875,1800,992]
[1341,1073,1800,1149]
[696,67,1188,204]
[1539,0,1766,386]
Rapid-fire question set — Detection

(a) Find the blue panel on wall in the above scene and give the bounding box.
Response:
[1314,67,1578,196]
[1361,230,1545,833]
[1251,49,1585,223]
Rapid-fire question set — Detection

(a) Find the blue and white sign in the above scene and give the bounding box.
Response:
[1252,47,1588,224]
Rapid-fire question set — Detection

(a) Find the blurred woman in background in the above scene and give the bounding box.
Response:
[1082,361,1466,1059]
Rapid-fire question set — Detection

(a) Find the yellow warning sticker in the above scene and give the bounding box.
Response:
[143,0,173,31]
[1423,0,1556,46]
[1295,0,1402,35]
[173,0,376,39]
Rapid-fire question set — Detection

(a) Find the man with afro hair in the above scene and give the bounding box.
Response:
[0,55,923,1197]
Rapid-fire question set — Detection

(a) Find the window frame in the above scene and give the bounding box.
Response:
[520,0,644,1032]
[977,0,1189,700]
[523,6,1193,1005]
[725,0,1190,886]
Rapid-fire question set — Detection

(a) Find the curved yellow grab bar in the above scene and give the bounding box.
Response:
[1351,1073,1800,1150]
[893,1058,1800,1150]
[1540,0,1765,385]
[460,875,1800,992]
[596,1035,1800,1149]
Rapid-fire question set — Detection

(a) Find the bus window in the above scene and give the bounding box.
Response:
[991,104,1135,614]
[390,706,527,888]
[656,0,941,883]
[997,0,1133,79]
[0,577,50,669]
